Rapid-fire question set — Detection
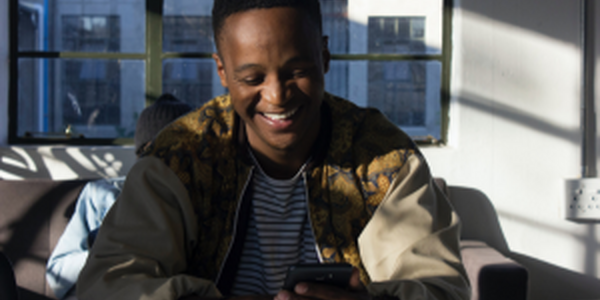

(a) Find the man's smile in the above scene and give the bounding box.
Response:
[261,107,300,121]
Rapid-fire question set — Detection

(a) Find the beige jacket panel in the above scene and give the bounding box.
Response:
[76,156,222,300]
[359,155,470,300]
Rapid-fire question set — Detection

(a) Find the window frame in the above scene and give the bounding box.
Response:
[330,0,453,144]
[8,0,453,145]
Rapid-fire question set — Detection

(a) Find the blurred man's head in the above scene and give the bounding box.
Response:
[211,0,329,178]
[134,93,192,156]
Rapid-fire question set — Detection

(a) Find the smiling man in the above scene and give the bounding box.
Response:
[76,1,470,300]
[213,5,326,180]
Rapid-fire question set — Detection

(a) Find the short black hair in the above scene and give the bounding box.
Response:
[212,0,322,49]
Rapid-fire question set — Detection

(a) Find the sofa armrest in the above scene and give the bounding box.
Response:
[460,240,528,300]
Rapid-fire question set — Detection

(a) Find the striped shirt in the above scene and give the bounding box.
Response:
[229,156,319,296]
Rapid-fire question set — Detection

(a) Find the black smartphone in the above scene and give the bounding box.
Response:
[282,263,353,291]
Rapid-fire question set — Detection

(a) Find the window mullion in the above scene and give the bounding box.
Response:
[8,0,19,143]
[161,53,214,59]
[440,0,453,144]
[330,54,443,61]
[146,0,164,106]
[17,51,147,60]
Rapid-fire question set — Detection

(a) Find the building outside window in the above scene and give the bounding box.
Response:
[15,0,146,140]
[61,16,121,130]
[322,0,445,140]
[322,0,349,99]
[10,0,449,143]
[162,14,216,107]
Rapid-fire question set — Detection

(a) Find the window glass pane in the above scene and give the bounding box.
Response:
[18,58,145,139]
[324,60,441,139]
[163,0,214,53]
[368,60,441,138]
[162,59,226,108]
[347,0,442,55]
[18,0,145,53]
[325,60,349,99]
[321,0,349,54]
[368,17,425,54]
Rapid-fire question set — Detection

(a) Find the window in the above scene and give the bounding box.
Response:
[10,0,451,144]
[62,16,121,131]
[368,17,426,54]
[13,0,146,141]
[322,0,449,141]
[163,16,213,52]
[162,14,218,107]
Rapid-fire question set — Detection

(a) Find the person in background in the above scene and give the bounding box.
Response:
[77,1,471,299]
[46,93,192,300]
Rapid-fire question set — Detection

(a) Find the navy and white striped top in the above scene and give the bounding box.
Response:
[229,156,319,295]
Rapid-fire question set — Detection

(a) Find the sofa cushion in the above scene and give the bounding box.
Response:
[0,179,89,299]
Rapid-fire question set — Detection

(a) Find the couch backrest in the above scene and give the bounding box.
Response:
[0,179,90,300]
[447,186,510,254]
[434,178,510,254]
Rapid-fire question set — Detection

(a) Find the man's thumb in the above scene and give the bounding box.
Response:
[349,267,366,291]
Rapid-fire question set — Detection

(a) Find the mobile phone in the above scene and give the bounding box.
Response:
[282,263,353,291]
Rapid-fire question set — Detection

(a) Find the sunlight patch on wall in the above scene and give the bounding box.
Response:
[0,170,24,180]
[90,152,123,178]
[459,9,580,130]
[65,147,98,172]
[38,147,79,180]
[0,146,134,180]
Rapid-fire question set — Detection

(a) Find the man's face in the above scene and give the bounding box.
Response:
[214,7,329,161]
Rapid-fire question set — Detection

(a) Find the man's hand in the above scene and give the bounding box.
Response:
[275,268,370,300]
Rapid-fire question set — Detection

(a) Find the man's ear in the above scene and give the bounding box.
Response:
[322,36,331,74]
[213,53,228,88]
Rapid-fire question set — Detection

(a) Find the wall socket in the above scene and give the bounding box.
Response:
[565,178,600,222]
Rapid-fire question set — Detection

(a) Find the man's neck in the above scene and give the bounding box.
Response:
[249,148,309,180]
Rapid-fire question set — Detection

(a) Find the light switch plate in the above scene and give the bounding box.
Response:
[565,178,600,222]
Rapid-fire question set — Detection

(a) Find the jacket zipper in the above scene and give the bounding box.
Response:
[303,172,323,263]
[215,166,255,284]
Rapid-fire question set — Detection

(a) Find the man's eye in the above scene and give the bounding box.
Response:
[243,76,264,85]
[293,70,309,78]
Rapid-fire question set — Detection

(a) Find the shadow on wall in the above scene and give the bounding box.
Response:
[449,185,600,300]
[0,146,136,180]
[463,0,580,49]
[458,92,580,145]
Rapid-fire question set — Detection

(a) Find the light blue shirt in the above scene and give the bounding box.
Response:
[46,177,124,299]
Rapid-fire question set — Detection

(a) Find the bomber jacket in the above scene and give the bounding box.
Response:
[77,93,470,300]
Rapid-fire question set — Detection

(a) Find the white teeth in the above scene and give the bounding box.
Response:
[263,107,298,120]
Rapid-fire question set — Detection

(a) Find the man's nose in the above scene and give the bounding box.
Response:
[262,77,289,106]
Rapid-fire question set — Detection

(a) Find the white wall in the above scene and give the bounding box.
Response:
[1,1,600,299]
[421,0,600,299]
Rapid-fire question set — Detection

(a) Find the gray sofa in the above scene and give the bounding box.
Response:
[0,178,527,300]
